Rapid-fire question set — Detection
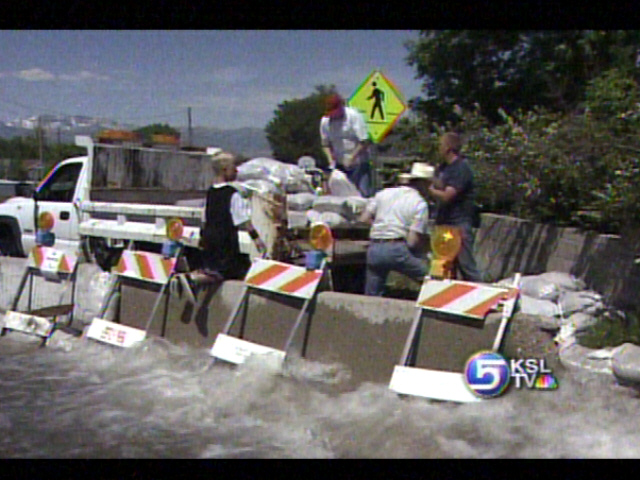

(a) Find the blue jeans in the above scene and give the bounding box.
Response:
[365,241,428,296]
[339,159,373,198]
[453,223,483,282]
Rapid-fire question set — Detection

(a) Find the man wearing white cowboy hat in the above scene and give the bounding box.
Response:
[359,162,435,296]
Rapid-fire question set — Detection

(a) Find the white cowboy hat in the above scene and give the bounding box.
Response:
[398,162,435,183]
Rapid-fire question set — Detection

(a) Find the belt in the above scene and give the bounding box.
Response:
[370,238,405,243]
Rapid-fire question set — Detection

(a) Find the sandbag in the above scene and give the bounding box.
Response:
[562,311,599,334]
[306,210,322,225]
[612,343,640,385]
[287,193,316,211]
[519,275,562,302]
[241,179,282,196]
[343,197,369,220]
[537,271,586,292]
[557,290,604,316]
[287,210,309,229]
[312,196,349,216]
[519,294,559,317]
[327,169,361,197]
[319,211,350,228]
[237,158,313,194]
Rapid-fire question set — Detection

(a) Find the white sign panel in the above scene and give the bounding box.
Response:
[210,333,285,370]
[389,365,482,403]
[85,318,147,348]
[2,311,54,338]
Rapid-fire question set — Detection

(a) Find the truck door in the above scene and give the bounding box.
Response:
[25,161,83,254]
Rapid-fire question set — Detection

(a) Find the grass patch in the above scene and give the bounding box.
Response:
[578,308,640,349]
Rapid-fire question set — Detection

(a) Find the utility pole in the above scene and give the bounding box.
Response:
[37,115,44,168]
[187,107,193,147]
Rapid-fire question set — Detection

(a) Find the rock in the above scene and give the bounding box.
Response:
[519,295,559,317]
[612,342,640,385]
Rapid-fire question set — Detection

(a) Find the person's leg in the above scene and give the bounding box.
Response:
[393,243,429,282]
[346,160,373,198]
[455,223,483,282]
[364,243,391,296]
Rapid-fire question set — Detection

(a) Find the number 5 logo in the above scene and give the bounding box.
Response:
[464,351,510,399]
[472,359,506,390]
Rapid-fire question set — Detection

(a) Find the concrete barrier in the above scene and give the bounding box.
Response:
[476,213,640,310]
[116,278,555,390]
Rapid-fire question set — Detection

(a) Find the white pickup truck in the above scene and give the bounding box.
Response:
[0,135,283,271]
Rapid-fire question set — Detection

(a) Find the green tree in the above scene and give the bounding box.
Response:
[265,85,337,166]
[133,123,180,143]
[405,30,640,125]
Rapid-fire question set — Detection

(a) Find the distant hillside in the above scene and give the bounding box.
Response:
[179,127,272,158]
[0,121,273,159]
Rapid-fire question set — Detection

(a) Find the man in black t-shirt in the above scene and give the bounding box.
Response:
[427,132,482,282]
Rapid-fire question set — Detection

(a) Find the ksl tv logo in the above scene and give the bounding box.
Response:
[463,351,559,399]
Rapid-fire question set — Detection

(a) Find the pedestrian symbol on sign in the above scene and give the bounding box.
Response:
[367,82,385,120]
[348,70,406,144]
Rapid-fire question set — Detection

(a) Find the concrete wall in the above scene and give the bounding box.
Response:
[119,279,523,391]
[476,213,640,309]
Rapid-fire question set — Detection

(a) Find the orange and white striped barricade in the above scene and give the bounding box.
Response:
[84,248,181,349]
[1,246,79,344]
[210,258,327,371]
[389,274,521,403]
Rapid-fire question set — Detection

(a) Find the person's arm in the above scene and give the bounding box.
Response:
[358,197,377,225]
[320,117,336,170]
[428,184,458,203]
[406,229,429,252]
[322,145,336,170]
[406,200,430,253]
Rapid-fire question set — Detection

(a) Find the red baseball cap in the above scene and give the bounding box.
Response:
[324,94,345,117]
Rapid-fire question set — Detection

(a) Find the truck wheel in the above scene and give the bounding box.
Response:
[88,237,123,272]
[0,224,22,257]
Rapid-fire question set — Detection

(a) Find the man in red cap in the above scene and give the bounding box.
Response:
[320,93,373,197]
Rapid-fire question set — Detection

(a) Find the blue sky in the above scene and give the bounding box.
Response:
[0,30,424,130]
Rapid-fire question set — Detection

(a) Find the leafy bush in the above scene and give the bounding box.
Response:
[393,68,640,234]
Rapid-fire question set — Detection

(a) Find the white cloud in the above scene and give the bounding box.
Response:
[15,68,55,81]
[58,70,110,81]
[13,68,109,82]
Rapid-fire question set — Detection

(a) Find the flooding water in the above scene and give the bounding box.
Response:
[2,257,640,458]
[1,330,640,458]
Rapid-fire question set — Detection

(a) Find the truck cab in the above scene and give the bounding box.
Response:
[0,156,88,257]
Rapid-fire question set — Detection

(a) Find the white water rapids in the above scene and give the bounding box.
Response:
[1,258,640,458]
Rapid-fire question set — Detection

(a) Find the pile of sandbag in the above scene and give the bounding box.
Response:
[499,271,607,339]
[285,168,370,229]
[182,156,372,230]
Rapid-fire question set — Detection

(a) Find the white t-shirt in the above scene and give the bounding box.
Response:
[320,107,369,168]
[365,186,429,240]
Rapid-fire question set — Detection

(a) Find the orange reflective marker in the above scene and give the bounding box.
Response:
[166,218,184,241]
[38,211,55,231]
[431,225,462,260]
[309,222,333,252]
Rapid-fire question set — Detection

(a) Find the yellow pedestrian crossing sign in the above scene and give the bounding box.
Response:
[348,70,407,144]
